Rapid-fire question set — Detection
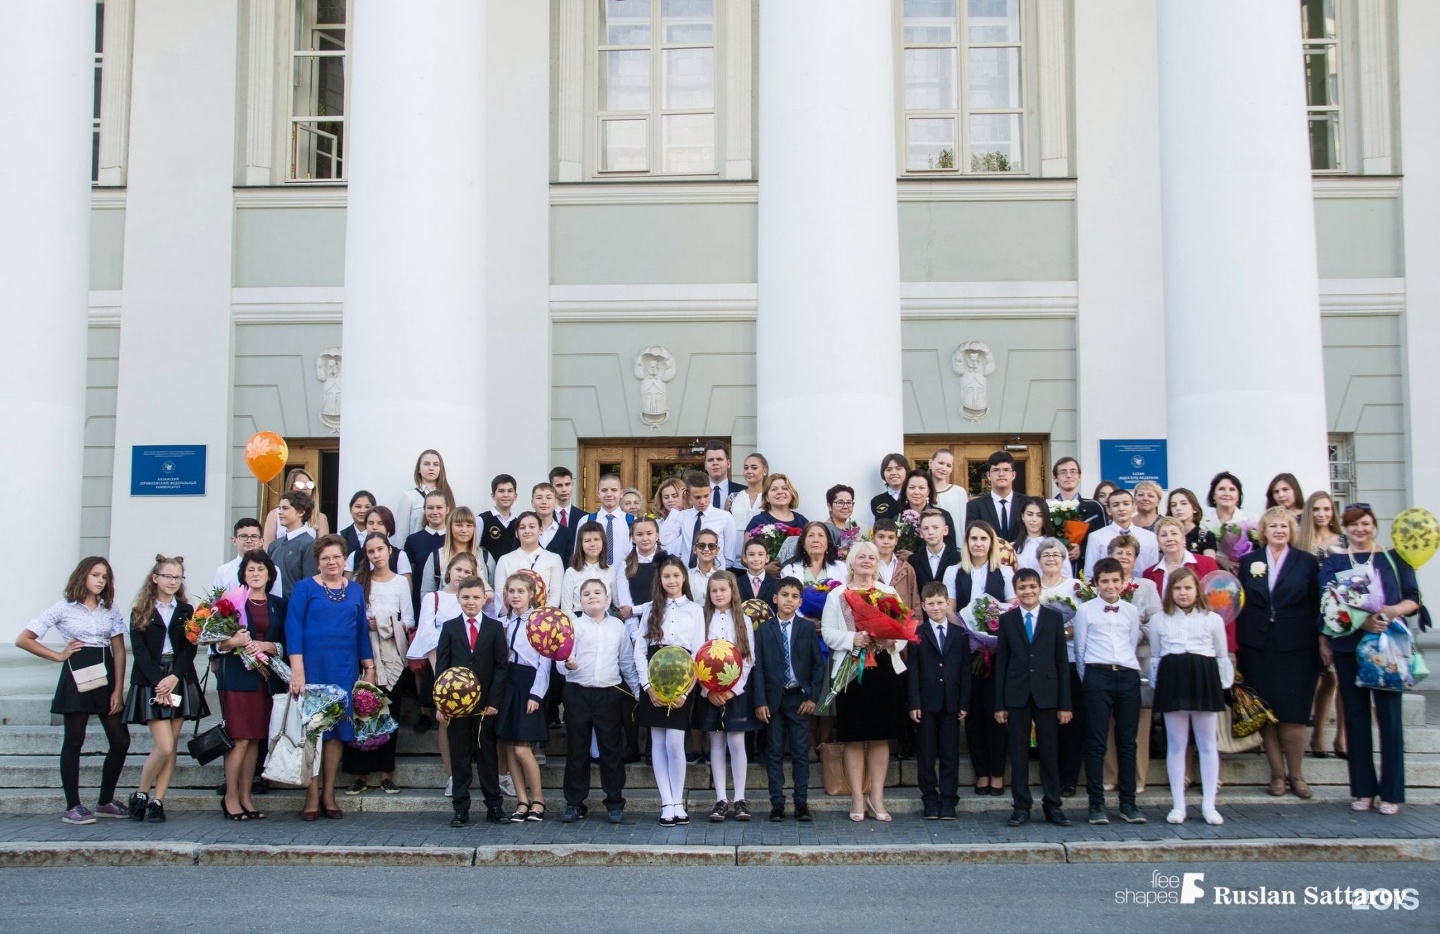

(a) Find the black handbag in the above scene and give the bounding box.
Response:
[186,667,233,764]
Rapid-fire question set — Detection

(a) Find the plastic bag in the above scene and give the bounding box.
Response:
[1355,620,1416,693]
[262,692,319,786]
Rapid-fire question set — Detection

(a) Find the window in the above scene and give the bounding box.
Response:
[93,2,103,183]
[1301,0,1341,171]
[289,0,350,181]
[1328,434,1355,506]
[596,0,717,175]
[901,0,1026,174]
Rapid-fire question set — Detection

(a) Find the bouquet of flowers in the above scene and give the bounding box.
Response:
[1073,577,1097,603]
[190,585,280,679]
[299,683,350,744]
[1217,521,1258,565]
[348,679,399,751]
[965,594,1014,676]
[1040,593,1079,623]
[1117,580,1140,604]
[747,522,805,562]
[1320,566,1384,638]
[835,522,862,559]
[820,588,920,709]
[1046,499,1092,547]
[896,509,922,553]
[799,579,841,620]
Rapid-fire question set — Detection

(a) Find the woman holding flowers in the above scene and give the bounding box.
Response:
[821,541,908,821]
[948,521,1015,796]
[1319,504,1420,814]
[122,556,208,824]
[217,550,287,820]
[902,469,957,551]
[342,533,412,796]
[1237,507,1321,800]
[287,534,374,820]
[1167,488,1219,560]
[744,473,808,534]
[780,522,846,587]
[1203,472,1254,572]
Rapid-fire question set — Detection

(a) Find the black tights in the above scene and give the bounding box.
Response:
[61,712,130,809]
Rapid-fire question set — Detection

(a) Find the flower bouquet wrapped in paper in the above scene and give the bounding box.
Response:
[1217,522,1257,565]
[835,523,862,559]
[1073,576,1097,603]
[799,579,841,620]
[819,588,921,709]
[299,683,349,743]
[193,585,282,678]
[747,523,805,562]
[1047,499,1092,548]
[1321,565,1384,638]
[1040,592,1079,623]
[348,679,398,750]
[964,594,1013,676]
[896,509,923,554]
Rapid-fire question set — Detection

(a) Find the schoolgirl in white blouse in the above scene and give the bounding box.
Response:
[492,512,564,613]
[561,521,618,615]
[694,572,760,822]
[496,573,551,821]
[634,556,705,825]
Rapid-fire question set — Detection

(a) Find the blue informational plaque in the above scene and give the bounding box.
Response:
[1099,439,1168,489]
[130,445,206,496]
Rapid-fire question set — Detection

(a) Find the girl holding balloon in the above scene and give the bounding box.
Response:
[694,571,761,822]
[634,556,705,826]
[496,573,550,821]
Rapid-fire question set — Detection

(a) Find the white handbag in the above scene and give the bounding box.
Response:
[68,658,109,693]
[261,693,320,786]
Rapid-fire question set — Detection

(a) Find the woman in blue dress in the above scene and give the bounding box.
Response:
[285,534,374,820]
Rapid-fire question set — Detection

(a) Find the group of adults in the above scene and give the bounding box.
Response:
[17,440,1422,825]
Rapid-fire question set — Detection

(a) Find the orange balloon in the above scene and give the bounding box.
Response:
[244,431,289,483]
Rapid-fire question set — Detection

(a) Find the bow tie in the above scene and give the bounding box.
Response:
[1103,604,1120,613]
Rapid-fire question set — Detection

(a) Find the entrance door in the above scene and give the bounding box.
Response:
[904,436,1049,498]
[258,438,341,534]
[578,439,714,513]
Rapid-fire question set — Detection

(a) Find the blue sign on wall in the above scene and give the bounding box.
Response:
[130,445,206,496]
[1099,439,1168,489]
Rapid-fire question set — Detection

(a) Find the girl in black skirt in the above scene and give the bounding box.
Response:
[694,571,762,822]
[497,573,550,821]
[634,556,704,825]
[16,557,131,825]
[123,555,209,823]
[1149,567,1232,827]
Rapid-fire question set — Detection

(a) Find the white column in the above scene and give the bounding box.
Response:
[1156,1,1330,498]
[1397,0,1440,596]
[0,1,93,638]
[755,0,903,506]
[485,0,550,488]
[1073,0,1166,481]
[340,1,488,507]
[107,1,238,594]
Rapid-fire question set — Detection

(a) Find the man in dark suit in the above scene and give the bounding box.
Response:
[965,450,1035,543]
[753,577,825,822]
[995,568,1073,827]
[702,440,747,509]
[435,578,509,827]
[907,581,972,820]
[908,509,961,591]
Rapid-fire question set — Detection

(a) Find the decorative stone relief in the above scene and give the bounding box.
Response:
[316,348,342,433]
[633,346,677,429]
[951,341,996,422]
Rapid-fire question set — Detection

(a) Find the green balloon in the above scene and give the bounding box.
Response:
[648,645,696,706]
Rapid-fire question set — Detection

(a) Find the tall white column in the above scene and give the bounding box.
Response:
[1397,0,1440,596]
[1073,0,1166,482]
[1156,1,1330,499]
[340,1,488,508]
[0,1,93,638]
[485,0,549,490]
[108,1,238,594]
[755,0,904,506]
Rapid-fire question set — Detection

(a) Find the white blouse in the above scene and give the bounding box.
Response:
[689,567,719,602]
[500,611,552,700]
[561,563,618,615]
[634,597,705,689]
[780,559,847,587]
[728,490,764,533]
[492,547,564,611]
[613,550,660,614]
[1148,608,1233,690]
[656,510,686,556]
[697,608,753,697]
[820,581,907,676]
[935,485,967,520]
[27,600,127,648]
[409,589,459,659]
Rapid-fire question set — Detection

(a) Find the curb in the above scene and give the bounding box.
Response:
[1063,838,1440,863]
[735,843,1066,865]
[197,844,474,867]
[0,842,197,867]
[473,844,734,866]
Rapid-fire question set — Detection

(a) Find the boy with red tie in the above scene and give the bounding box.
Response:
[436,578,509,827]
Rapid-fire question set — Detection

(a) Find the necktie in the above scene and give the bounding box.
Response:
[1025,610,1034,643]
[508,616,522,663]
[1103,604,1119,614]
[936,623,947,653]
[559,509,568,527]
[781,622,796,686]
[1000,498,1009,533]
[752,576,762,596]
[689,512,703,568]
[712,484,722,508]
[467,617,478,650]
[605,514,615,566]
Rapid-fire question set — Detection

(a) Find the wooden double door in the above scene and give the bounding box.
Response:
[577,439,712,513]
[904,436,1049,498]
[257,438,341,533]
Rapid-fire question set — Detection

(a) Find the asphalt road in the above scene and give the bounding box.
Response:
[4,862,1435,933]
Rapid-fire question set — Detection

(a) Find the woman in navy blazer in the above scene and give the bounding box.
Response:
[217,550,288,820]
[1235,507,1320,799]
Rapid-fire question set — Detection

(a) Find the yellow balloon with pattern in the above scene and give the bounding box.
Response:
[647,645,696,707]
[1392,507,1438,569]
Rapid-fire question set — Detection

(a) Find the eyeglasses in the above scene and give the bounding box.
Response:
[831,500,854,507]
[235,534,262,542]
[695,543,719,551]
[1055,468,1080,476]
[156,573,183,582]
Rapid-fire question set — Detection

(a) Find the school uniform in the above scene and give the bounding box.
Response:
[675,505,740,569]
[692,610,763,733]
[906,616,972,816]
[404,526,447,615]
[123,601,209,724]
[557,612,642,812]
[870,488,903,525]
[493,547,565,609]
[634,598,705,730]
[994,604,1071,815]
[752,614,826,811]
[966,491,1037,544]
[267,526,318,599]
[708,478,746,511]
[436,612,509,821]
[496,612,551,743]
[479,509,518,564]
[1074,597,1143,810]
[584,508,634,567]
[340,522,365,556]
[909,545,961,592]
[736,571,779,614]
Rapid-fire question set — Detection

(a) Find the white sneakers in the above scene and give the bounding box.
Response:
[499,772,517,797]
[443,776,453,797]
[1168,806,1224,825]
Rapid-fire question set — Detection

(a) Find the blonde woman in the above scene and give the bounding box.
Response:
[1132,481,1164,531]
[1300,491,1347,758]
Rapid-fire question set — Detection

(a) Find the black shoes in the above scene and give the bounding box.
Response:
[450,810,469,827]
[414,714,433,734]
[1087,804,1109,825]
[1044,807,1072,827]
[128,792,148,821]
[923,804,940,820]
[1007,808,1030,827]
[1061,784,1077,798]
[145,800,166,823]
[939,805,956,821]
[732,800,751,822]
[1119,803,1147,824]
[607,807,624,824]
[794,803,813,822]
[769,803,785,822]
[560,804,587,823]
[708,799,729,822]
[251,777,271,796]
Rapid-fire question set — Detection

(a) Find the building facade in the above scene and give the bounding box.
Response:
[2,0,1436,640]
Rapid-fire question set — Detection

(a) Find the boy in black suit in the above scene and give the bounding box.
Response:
[907,581,971,820]
[736,539,779,612]
[753,578,824,822]
[908,509,960,591]
[436,578,509,827]
[995,568,1073,827]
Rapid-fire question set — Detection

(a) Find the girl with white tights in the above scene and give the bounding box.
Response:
[694,572,761,822]
[1148,567,1233,825]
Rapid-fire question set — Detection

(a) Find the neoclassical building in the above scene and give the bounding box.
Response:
[2,0,1435,639]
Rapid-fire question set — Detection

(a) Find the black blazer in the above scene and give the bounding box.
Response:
[129,603,200,688]
[340,524,363,556]
[906,619,971,714]
[952,565,1009,609]
[435,613,509,712]
[966,493,1037,543]
[736,572,779,612]
[993,605,1071,711]
[541,522,574,564]
[909,545,961,591]
[751,616,825,710]
[1235,549,1321,654]
[216,595,288,694]
[870,490,903,523]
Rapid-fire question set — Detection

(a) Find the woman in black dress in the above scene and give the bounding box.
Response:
[1235,507,1320,799]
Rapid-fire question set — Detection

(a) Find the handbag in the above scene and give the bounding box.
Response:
[262,691,319,786]
[1229,674,1277,737]
[68,658,109,693]
[185,668,233,764]
[819,742,872,796]
[1215,704,1262,754]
